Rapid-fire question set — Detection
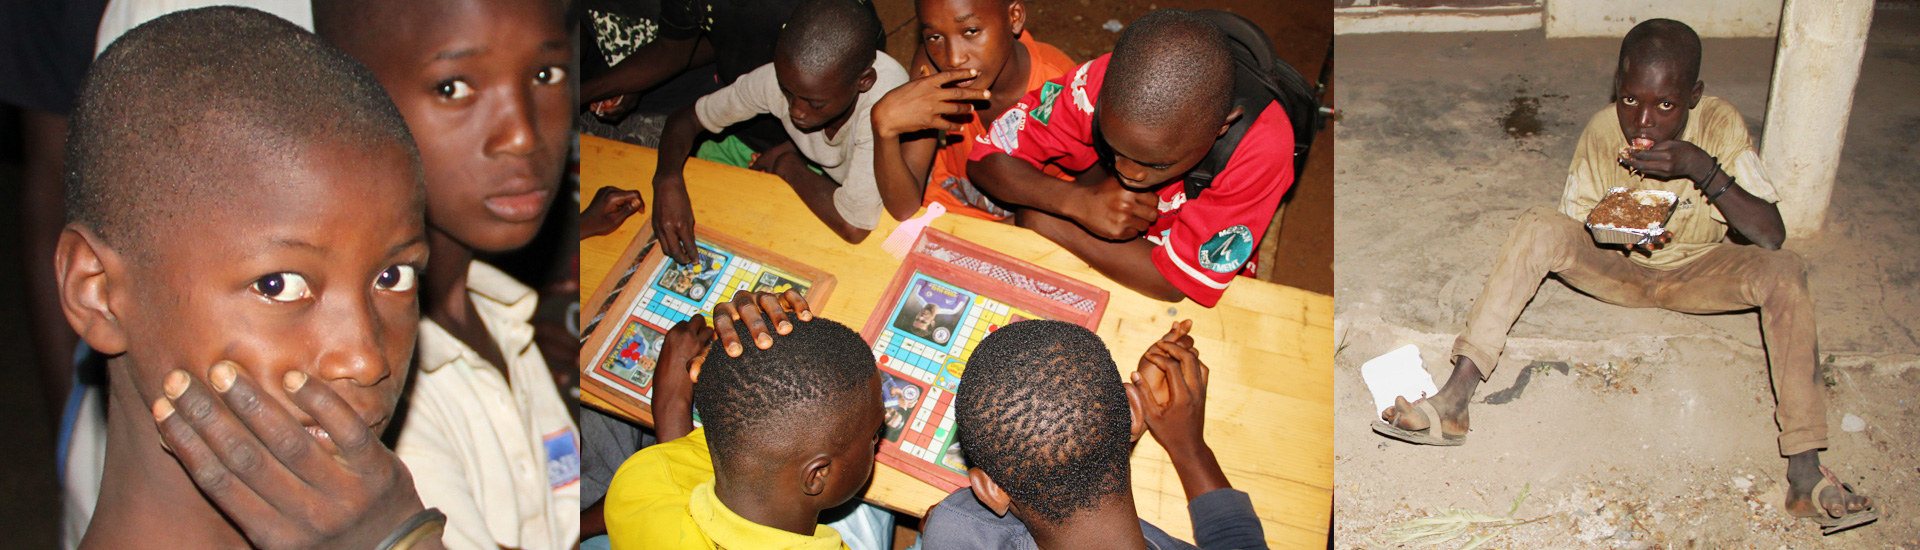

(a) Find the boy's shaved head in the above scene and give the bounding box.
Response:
[1618,18,1702,85]
[694,317,879,475]
[956,320,1132,525]
[67,6,419,258]
[776,0,883,82]
[1102,9,1235,129]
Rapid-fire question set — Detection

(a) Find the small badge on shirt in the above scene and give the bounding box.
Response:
[544,429,580,491]
[1032,82,1064,125]
[990,109,1026,153]
[1198,225,1254,274]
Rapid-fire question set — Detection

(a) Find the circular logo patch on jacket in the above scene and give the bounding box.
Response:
[1198,225,1254,273]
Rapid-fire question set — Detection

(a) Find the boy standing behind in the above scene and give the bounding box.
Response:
[649,0,908,258]
[870,0,1078,221]
[313,0,582,547]
[59,7,446,548]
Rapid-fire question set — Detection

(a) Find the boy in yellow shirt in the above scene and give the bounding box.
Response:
[605,292,887,549]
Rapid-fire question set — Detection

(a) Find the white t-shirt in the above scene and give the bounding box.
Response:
[397,261,580,550]
[95,0,313,56]
[693,53,908,230]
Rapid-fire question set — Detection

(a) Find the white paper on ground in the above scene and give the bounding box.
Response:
[1361,344,1441,415]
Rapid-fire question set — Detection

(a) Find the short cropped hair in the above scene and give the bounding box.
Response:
[1618,18,1703,86]
[955,320,1132,525]
[66,6,418,257]
[694,317,878,474]
[1102,9,1236,129]
[774,0,883,82]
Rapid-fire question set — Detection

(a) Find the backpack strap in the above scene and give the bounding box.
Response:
[1183,10,1320,201]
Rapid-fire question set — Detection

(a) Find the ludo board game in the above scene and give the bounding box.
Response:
[862,229,1108,492]
[580,226,836,426]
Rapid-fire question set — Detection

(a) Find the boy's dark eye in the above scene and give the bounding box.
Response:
[534,66,567,86]
[437,79,475,100]
[1658,101,1675,110]
[964,28,980,36]
[375,265,418,292]
[1620,97,1638,106]
[253,273,313,303]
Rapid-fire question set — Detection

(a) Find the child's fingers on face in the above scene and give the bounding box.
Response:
[928,68,979,86]
[207,362,333,483]
[162,368,313,502]
[779,288,813,321]
[153,397,285,533]
[935,86,989,104]
[282,371,381,469]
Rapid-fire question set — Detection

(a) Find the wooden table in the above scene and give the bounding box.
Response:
[579,135,1332,548]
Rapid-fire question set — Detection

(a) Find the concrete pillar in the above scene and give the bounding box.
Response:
[1760,0,1874,238]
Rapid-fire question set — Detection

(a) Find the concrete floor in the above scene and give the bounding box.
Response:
[1333,7,1920,549]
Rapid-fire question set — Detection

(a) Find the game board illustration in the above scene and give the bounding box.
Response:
[862,229,1107,492]
[581,227,835,426]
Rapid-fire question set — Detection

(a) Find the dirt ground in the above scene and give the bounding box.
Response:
[1332,8,1920,550]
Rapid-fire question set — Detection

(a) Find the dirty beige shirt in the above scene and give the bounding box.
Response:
[1559,96,1781,270]
[398,261,580,550]
[692,55,908,231]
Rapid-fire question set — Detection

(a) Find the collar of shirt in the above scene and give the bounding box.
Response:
[687,480,848,550]
[416,260,539,373]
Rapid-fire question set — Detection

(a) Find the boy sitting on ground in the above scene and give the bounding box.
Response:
[924,320,1267,549]
[869,0,1078,221]
[312,0,582,547]
[649,0,908,258]
[965,10,1296,307]
[604,291,893,549]
[1372,18,1877,535]
[58,7,445,548]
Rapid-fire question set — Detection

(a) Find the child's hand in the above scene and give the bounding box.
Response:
[871,68,990,139]
[1128,327,1234,501]
[1134,320,1195,407]
[749,141,799,176]
[652,317,714,441]
[151,363,443,550]
[1130,328,1210,457]
[1068,177,1159,241]
[589,94,638,122]
[650,173,697,265]
[1621,139,1712,183]
[708,289,814,361]
[582,186,645,238]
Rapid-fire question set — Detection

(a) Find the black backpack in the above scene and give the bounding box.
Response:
[1183,10,1322,200]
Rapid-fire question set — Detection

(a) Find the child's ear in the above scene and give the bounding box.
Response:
[1688,80,1704,109]
[857,66,878,94]
[56,226,129,355]
[1216,105,1245,138]
[1123,380,1147,442]
[801,455,834,496]
[967,467,1013,516]
[1007,0,1027,37]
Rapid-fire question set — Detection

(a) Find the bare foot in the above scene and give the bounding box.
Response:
[1784,451,1874,521]
[1379,356,1480,440]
